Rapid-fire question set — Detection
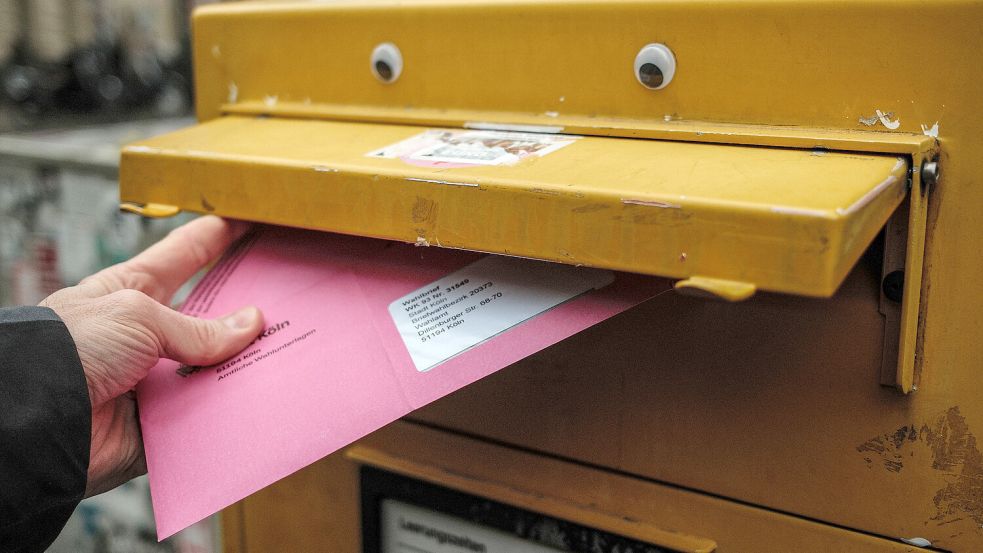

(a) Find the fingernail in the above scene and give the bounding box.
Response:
[222,306,259,329]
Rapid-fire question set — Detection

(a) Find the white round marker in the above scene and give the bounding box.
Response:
[633,43,676,90]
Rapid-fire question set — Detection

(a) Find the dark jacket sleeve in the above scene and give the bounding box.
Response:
[0,306,91,553]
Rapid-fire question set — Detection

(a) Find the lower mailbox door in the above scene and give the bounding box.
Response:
[120,115,909,298]
[360,466,713,553]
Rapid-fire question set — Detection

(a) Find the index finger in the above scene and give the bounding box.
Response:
[79,216,251,303]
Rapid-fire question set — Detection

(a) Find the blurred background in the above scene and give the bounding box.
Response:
[1,1,221,551]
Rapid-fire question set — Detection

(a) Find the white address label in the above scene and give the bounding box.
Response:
[389,255,615,372]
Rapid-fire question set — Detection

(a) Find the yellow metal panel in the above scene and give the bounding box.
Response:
[191,0,968,138]
[120,115,908,297]
[227,419,938,551]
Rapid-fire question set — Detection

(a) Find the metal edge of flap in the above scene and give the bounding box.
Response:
[221,101,935,157]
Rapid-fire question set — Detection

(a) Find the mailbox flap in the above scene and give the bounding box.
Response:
[120,115,909,298]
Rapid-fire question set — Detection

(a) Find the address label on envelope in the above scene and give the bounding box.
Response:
[389,256,615,371]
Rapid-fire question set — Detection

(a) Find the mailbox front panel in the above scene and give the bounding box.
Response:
[115,0,983,551]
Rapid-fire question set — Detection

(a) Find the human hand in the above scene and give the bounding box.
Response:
[40,216,264,497]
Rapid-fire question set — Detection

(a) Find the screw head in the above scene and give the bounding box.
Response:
[882,270,905,303]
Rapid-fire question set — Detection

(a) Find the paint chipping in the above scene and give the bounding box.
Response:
[621,198,681,209]
[876,110,901,129]
[900,537,932,547]
[211,45,221,58]
[883,459,904,472]
[859,113,880,126]
[921,122,940,138]
[859,110,900,129]
[414,237,430,247]
[679,253,687,262]
[411,197,437,224]
[227,82,238,104]
[406,177,478,188]
[200,195,215,212]
[544,111,560,118]
[312,165,337,173]
[926,407,983,525]
[857,425,918,472]
[856,407,983,526]
[571,203,609,214]
[263,95,278,108]
[558,96,565,103]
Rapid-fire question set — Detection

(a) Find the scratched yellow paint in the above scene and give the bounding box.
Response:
[121,115,908,298]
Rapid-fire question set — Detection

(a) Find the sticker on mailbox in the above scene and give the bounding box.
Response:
[366,129,579,168]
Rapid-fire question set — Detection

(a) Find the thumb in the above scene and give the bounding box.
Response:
[153,305,265,366]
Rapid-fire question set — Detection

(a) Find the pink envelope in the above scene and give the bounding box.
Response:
[138,226,670,539]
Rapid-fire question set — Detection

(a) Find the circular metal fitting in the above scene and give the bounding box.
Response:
[882,270,905,303]
[920,161,940,188]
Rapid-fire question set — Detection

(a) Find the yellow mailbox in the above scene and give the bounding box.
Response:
[119,1,982,551]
